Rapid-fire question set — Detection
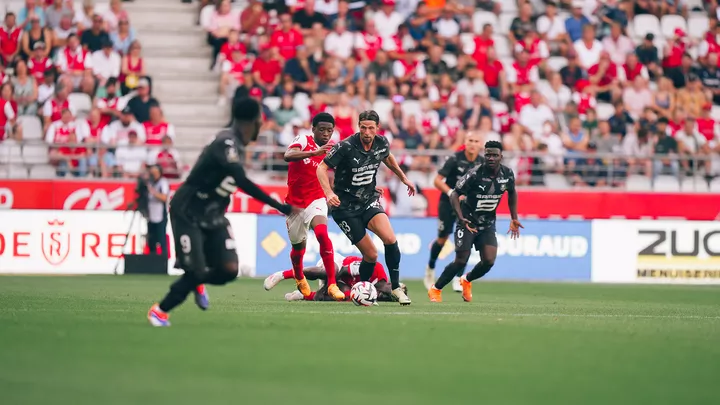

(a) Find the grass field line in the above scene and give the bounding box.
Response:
[2,307,719,320]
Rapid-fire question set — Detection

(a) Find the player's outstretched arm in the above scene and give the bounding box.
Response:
[218,141,294,215]
[506,178,523,239]
[317,161,340,207]
[284,144,331,162]
[383,153,416,196]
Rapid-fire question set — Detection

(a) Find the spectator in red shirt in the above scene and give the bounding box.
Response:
[481,47,506,100]
[0,12,23,66]
[469,23,494,69]
[588,51,621,102]
[217,29,246,68]
[219,48,252,106]
[270,13,303,60]
[148,135,182,179]
[240,0,269,36]
[252,45,282,95]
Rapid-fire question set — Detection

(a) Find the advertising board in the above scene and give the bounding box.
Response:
[592,220,720,284]
[255,216,592,281]
[0,211,257,275]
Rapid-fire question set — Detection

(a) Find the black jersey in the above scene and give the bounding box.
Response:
[171,129,288,226]
[323,133,390,215]
[437,150,484,203]
[454,163,515,229]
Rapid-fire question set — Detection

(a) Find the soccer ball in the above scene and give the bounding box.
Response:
[350,282,377,306]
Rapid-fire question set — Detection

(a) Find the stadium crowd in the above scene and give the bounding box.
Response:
[0,0,182,179]
[1,0,720,189]
[207,0,720,188]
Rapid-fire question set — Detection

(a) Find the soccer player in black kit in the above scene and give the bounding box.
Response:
[424,132,483,291]
[316,110,415,305]
[147,98,298,327]
[428,141,523,303]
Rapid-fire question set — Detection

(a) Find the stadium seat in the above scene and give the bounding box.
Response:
[5,1,23,13]
[400,100,421,119]
[22,144,49,165]
[687,15,709,40]
[263,97,281,112]
[69,92,93,114]
[653,175,680,191]
[493,35,511,58]
[0,140,23,164]
[596,103,615,121]
[546,56,567,72]
[491,100,508,114]
[441,53,457,68]
[407,170,429,188]
[0,164,28,178]
[460,33,475,54]
[498,14,514,36]
[472,11,498,34]
[30,165,57,179]
[632,15,662,41]
[625,174,652,191]
[543,173,570,189]
[685,0,706,12]
[18,115,43,140]
[680,176,709,192]
[199,5,215,31]
[709,176,720,192]
[372,98,393,122]
[711,106,720,122]
[660,15,688,39]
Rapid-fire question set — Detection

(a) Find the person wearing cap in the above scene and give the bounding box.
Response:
[0,13,22,66]
[565,0,590,43]
[125,77,158,123]
[92,38,121,91]
[20,13,50,59]
[81,13,110,53]
[26,41,52,82]
[17,0,47,32]
[101,105,146,145]
[663,27,688,77]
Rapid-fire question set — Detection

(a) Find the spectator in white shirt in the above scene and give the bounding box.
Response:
[45,108,84,145]
[101,106,146,145]
[519,90,555,138]
[373,0,404,40]
[573,25,603,69]
[536,2,568,55]
[324,19,355,60]
[622,128,654,174]
[675,117,711,158]
[544,72,572,111]
[115,130,148,177]
[434,9,460,50]
[92,39,121,89]
[37,69,56,107]
[602,23,634,66]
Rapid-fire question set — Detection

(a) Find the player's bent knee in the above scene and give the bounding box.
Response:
[363,250,379,263]
[437,236,448,245]
[220,262,239,282]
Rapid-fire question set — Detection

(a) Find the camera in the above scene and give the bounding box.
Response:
[134,174,150,219]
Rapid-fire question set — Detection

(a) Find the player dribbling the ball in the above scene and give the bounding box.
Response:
[316,110,415,305]
[428,141,523,303]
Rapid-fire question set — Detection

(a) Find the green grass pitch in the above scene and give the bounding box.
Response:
[0,276,719,405]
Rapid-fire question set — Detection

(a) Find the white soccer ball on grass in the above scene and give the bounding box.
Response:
[350,281,378,306]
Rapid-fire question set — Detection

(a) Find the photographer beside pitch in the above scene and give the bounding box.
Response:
[140,165,170,256]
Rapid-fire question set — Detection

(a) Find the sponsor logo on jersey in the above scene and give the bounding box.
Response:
[497,178,509,184]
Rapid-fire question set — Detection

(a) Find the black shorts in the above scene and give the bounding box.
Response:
[454,223,498,252]
[332,200,386,245]
[170,212,238,275]
[437,198,456,238]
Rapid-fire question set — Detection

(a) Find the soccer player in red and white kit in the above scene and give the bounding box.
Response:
[283,112,345,301]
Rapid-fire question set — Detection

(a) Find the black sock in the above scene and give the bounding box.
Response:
[159,272,199,312]
[384,242,401,289]
[435,261,466,290]
[359,260,375,282]
[428,241,444,269]
[466,261,493,282]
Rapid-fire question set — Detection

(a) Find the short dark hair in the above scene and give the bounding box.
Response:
[232,97,261,122]
[312,112,335,127]
[358,110,380,124]
[485,140,502,151]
